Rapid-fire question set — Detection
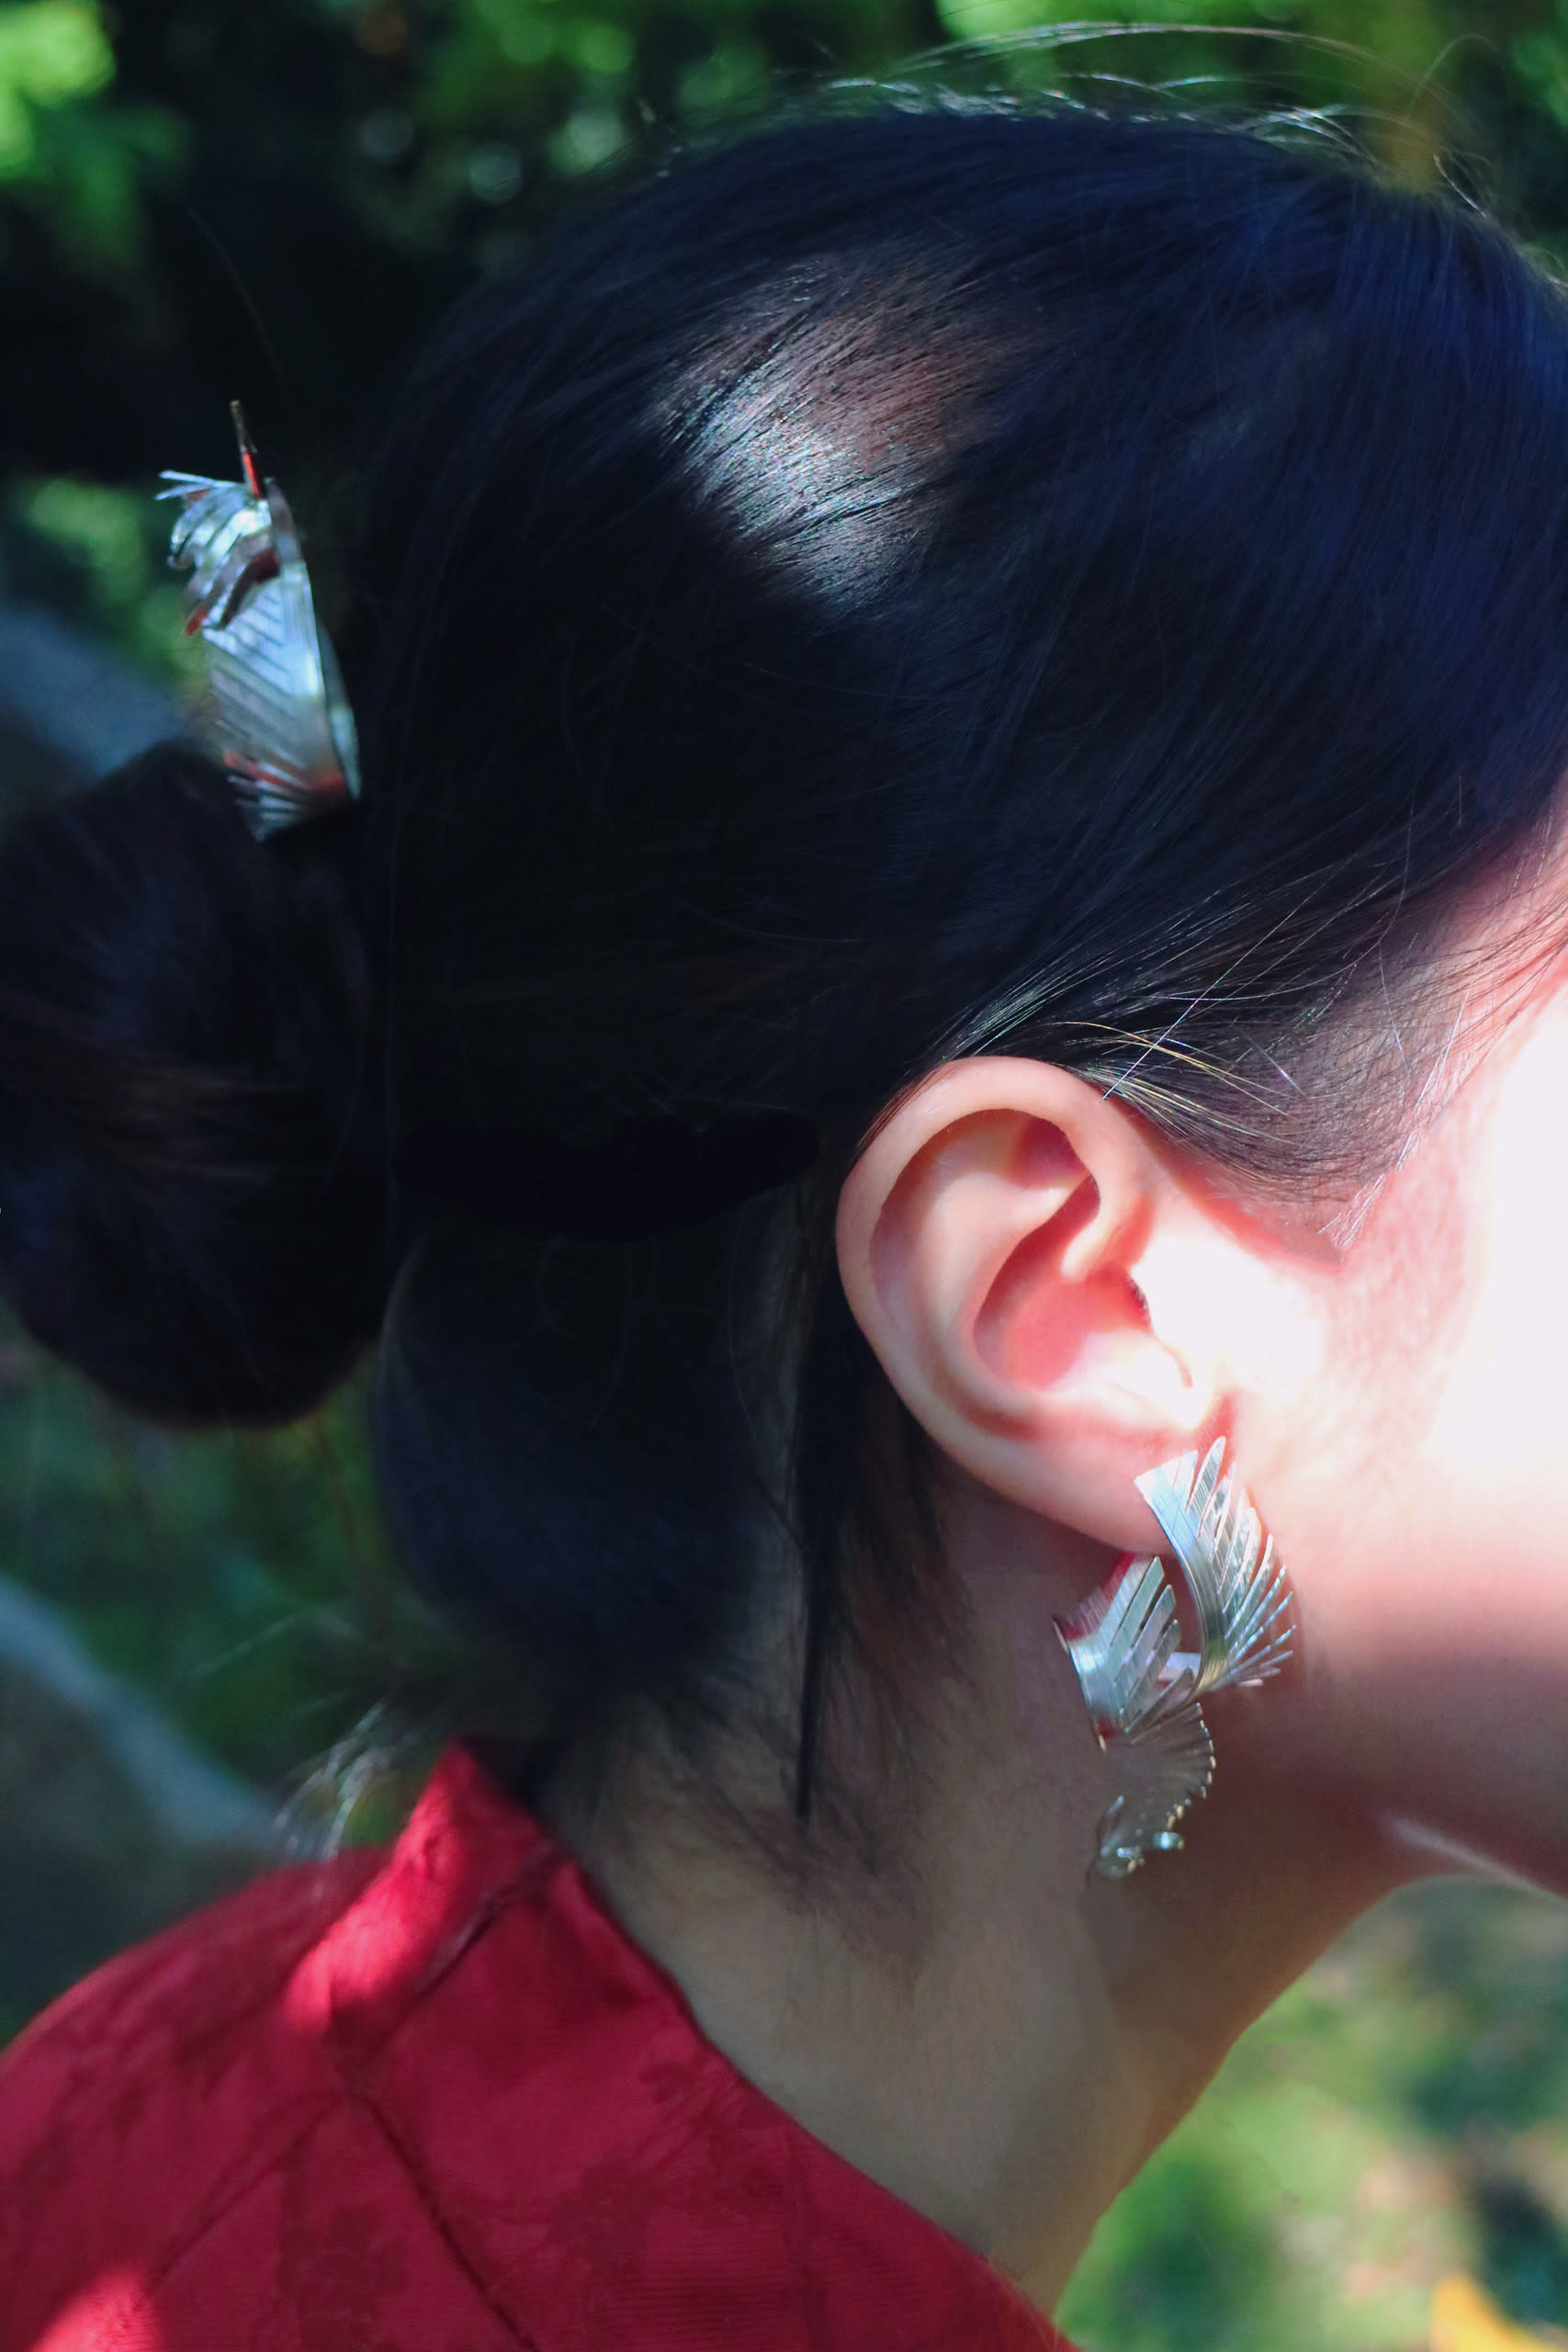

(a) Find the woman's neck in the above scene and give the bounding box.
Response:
[545,1495,1414,2309]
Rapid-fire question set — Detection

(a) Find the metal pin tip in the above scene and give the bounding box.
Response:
[231,401,264,501]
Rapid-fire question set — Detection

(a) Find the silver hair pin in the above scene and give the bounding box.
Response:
[158,403,361,840]
[1055,1438,1295,1880]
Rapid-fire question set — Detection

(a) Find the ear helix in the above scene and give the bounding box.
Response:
[1055,1439,1295,1879]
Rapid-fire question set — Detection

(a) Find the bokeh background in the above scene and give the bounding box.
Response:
[6,5,1568,2346]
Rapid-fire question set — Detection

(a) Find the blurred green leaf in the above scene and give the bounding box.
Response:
[5,477,204,690]
[0,0,113,175]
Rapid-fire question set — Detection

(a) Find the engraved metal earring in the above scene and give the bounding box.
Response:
[1055,1439,1295,1879]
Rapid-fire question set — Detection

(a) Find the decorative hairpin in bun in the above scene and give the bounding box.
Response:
[159,403,361,840]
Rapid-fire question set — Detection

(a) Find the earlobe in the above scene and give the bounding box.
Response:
[836,1058,1222,1549]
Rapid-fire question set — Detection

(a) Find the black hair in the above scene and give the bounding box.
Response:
[6,106,1568,1815]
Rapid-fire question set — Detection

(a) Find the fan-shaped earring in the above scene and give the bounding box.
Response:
[1055,1439,1295,1880]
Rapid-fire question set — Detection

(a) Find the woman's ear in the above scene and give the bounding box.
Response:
[836,1058,1259,1551]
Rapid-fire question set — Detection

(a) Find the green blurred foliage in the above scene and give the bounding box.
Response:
[0,3,114,171]
[9,5,1568,2348]
[1059,1885,1568,2350]
[0,1315,433,1802]
[2,473,201,684]
[0,1,182,268]
[1,0,1564,501]
[5,0,1568,659]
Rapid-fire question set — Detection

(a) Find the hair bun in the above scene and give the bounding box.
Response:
[0,743,390,1424]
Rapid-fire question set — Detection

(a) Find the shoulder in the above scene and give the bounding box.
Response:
[0,1845,385,2346]
[0,1746,570,2352]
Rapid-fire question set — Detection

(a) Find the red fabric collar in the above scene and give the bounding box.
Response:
[0,1741,1076,2350]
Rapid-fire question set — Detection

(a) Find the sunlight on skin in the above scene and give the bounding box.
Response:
[1234,930,1568,1894]
[568,847,1568,2317]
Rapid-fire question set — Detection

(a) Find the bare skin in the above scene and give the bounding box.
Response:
[555,903,1568,2312]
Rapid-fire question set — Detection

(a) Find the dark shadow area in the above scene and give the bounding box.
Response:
[1471,2170,1568,2333]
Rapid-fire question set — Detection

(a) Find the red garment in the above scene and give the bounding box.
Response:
[0,1742,1076,2351]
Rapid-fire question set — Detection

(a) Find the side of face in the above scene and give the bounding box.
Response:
[1244,965,1568,1886]
[834,957,1568,1895]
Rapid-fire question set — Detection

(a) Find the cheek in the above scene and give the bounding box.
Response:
[1241,1002,1568,1883]
[1417,1010,1568,1487]
[1269,1112,1473,1523]
[1297,986,1568,1529]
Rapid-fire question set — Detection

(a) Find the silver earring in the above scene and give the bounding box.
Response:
[1055,1439,1295,1880]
